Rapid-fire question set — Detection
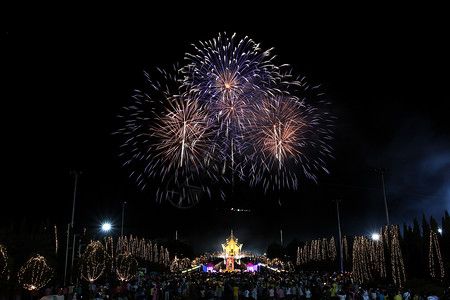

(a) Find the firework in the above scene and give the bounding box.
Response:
[182,32,282,107]
[116,67,217,207]
[247,95,306,191]
[117,32,334,205]
[182,33,287,186]
[247,92,333,192]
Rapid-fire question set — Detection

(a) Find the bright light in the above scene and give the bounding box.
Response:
[438,228,442,234]
[371,233,380,241]
[101,223,111,231]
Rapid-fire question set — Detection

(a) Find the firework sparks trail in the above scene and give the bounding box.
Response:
[116,33,334,206]
[149,95,213,174]
[182,32,282,108]
[115,66,217,207]
[182,33,286,188]
[247,95,307,191]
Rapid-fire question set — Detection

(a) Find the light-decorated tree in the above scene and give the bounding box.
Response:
[429,229,445,280]
[0,244,9,281]
[17,254,53,291]
[79,241,110,283]
[115,252,138,282]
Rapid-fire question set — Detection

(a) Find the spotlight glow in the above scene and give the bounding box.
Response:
[101,223,112,232]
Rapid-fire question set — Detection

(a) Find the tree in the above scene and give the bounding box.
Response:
[406,219,425,277]
[0,219,56,281]
[285,239,304,261]
[430,216,439,233]
[0,245,9,283]
[266,243,284,259]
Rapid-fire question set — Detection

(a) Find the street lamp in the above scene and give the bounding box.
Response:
[120,201,127,253]
[375,168,390,226]
[70,233,80,283]
[101,223,112,232]
[65,171,82,286]
[70,171,82,228]
[333,199,344,274]
[372,233,380,241]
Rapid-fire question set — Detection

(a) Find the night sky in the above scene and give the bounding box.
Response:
[4,6,449,255]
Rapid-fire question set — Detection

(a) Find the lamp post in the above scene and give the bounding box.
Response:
[64,223,70,285]
[375,168,390,226]
[120,202,127,253]
[70,233,80,283]
[70,171,82,228]
[334,199,344,274]
[64,171,82,285]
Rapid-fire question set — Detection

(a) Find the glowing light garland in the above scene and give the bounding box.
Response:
[153,243,158,264]
[388,225,406,287]
[296,237,337,265]
[169,256,192,273]
[170,255,180,272]
[114,235,166,263]
[115,252,138,283]
[54,225,58,255]
[295,227,404,287]
[328,236,337,260]
[17,254,53,291]
[0,245,9,280]
[352,236,371,284]
[429,229,444,279]
[374,228,386,278]
[79,241,109,283]
[351,225,404,287]
[342,235,349,261]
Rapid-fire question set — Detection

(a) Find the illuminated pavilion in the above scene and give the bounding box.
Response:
[220,230,244,271]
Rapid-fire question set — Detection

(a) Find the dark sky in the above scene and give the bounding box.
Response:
[3,6,449,255]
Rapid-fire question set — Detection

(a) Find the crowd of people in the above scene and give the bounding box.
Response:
[47,269,448,300]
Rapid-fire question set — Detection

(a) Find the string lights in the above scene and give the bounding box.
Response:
[374,228,386,278]
[0,245,9,280]
[170,256,180,272]
[115,252,138,282]
[294,226,406,287]
[17,254,53,291]
[429,229,444,280]
[110,235,168,263]
[328,236,337,260]
[54,225,58,255]
[352,236,372,284]
[350,226,405,287]
[296,237,337,265]
[388,225,406,287]
[342,235,349,261]
[79,241,109,283]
